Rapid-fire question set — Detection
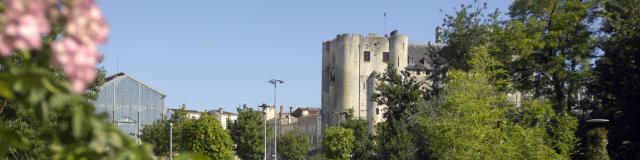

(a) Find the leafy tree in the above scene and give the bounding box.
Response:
[322,127,354,160]
[140,107,193,157]
[375,122,417,160]
[0,43,153,160]
[278,130,309,160]
[374,65,424,123]
[0,3,153,158]
[417,45,577,159]
[593,0,640,158]
[372,65,423,159]
[229,105,265,160]
[0,41,108,160]
[505,0,598,113]
[0,99,49,159]
[439,2,499,71]
[341,118,376,160]
[140,119,170,156]
[180,115,234,159]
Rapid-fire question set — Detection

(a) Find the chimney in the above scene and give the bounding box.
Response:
[280,105,284,115]
[289,106,293,113]
[218,108,223,114]
[435,26,443,43]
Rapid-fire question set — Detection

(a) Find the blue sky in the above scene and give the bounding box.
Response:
[96,0,512,112]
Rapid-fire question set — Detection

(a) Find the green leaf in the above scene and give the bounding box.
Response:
[0,80,14,99]
[73,107,85,138]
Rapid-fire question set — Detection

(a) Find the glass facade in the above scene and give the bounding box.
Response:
[94,74,165,140]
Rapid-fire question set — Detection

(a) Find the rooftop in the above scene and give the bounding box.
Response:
[103,72,167,97]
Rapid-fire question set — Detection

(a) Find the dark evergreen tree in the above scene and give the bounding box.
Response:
[594,0,640,158]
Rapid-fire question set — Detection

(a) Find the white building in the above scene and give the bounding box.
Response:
[208,108,238,129]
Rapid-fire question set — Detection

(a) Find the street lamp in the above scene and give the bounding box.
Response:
[268,79,284,160]
[586,119,609,123]
[258,103,270,160]
[167,110,174,160]
[585,118,609,160]
[169,122,173,160]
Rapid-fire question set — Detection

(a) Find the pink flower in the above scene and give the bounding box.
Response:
[50,0,108,93]
[52,38,101,93]
[0,0,110,94]
[0,0,50,56]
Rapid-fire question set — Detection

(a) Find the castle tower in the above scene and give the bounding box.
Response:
[322,31,420,133]
[389,31,409,70]
[335,34,360,119]
[322,34,362,128]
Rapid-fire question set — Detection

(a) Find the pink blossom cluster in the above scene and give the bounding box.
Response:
[52,0,109,93]
[0,0,109,93]
[0,0,50,56]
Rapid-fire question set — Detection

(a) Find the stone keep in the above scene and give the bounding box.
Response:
[321,30,444,132]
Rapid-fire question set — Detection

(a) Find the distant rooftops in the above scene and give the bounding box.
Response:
[168,106,238,116]
[208,108,238,116]
[168,108,201,113]
[292,107,320,117]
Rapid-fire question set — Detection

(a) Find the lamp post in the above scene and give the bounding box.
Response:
[169,122,173,160]
[268,79,284,160]
[585,118,609,160]
[258,103,269,160]
[167,110,174,160]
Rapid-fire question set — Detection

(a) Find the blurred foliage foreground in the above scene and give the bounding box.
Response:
[0,0,157,159]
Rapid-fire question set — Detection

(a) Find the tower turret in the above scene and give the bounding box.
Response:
[389,31,409,70]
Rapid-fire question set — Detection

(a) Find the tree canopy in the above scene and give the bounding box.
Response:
[180,115,234,159]
[322,127,355,160]
[417,45,577,159]
[278,130,310,160]
[593,0,640,158]
[229,105,265,160]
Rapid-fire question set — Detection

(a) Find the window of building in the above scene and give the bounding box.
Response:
[408,56,414,65]
[383,52,390,62]
[364,51,371,62]
[376,108,379,115]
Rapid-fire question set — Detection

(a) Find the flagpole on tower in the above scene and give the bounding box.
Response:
[384,10,388,35]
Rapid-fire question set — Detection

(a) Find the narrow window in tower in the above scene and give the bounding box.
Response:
[364,51,371,62]
[376,108,379,115]
[383,52,390,62]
